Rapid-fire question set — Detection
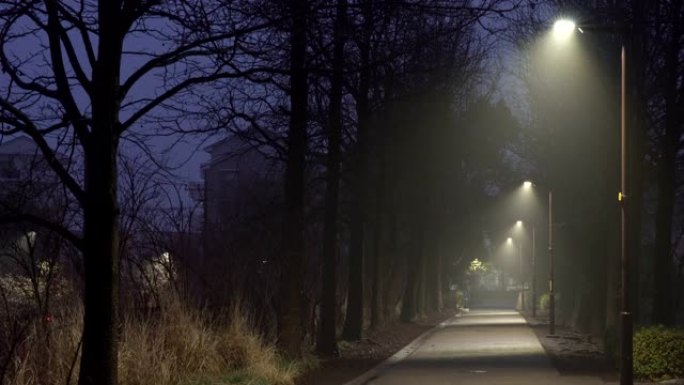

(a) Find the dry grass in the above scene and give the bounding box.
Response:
[4,297,303,385]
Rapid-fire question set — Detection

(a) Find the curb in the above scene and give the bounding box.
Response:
[341,311,465,385]
[603,381,684,385]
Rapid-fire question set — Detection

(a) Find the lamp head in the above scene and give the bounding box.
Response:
[553,19,577,41]
[523,180,533,189]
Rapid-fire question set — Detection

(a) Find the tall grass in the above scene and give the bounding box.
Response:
[4,297,301,385]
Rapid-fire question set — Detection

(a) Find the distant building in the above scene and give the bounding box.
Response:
[0,136,56,184]
[201,135,281,231]
[195,135,283,305]
[0,136,75,311]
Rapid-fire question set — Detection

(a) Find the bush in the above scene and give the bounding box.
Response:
[454,290,465,309]
[538,292,560,310]
[633,325,684,381]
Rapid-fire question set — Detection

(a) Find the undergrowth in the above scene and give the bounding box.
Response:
[3,296,305,385]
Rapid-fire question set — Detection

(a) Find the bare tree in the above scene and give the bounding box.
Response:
[0,1,280,383]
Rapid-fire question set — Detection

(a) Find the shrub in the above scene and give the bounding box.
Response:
[538,292,560,311]
[454,290,465,309]
[633,325,684,381]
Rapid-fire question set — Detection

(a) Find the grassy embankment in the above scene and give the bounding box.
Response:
[4,297,310,385]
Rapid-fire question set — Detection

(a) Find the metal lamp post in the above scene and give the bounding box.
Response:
[515,220,536,314]
[548,190,554,335]
[507,235,525,311]
[522,181,554,332]
[532,225,536,318]
[551,19,631,385]
[619,40,632,385]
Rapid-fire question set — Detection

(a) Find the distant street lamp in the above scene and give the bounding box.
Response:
[506,236,525,311]
[515,219,536,317]
[522,181,554,332]
[550,18,632,385]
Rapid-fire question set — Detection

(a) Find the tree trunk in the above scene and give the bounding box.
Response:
[427,244,441,313]
[278,0,308,357]
[400,223,423,322]
[370,123,388,330]
[624,0,647,326]
[370,186,384,329]
[316,0,346,356]
[652,0,681,325]
[78,3,123,384]
[653,137,676,325]
[418,250,427,317]
[342,0,372,341]
[436,251,444,310]
[78,137,120,385]
[382,195,399,321]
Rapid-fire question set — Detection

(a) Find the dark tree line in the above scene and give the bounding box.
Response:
[1,0,524,383]
[195,0,520,358]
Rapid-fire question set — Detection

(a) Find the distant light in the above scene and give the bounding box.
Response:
[523,181,533,189]
[516,220,523,227]
[507,237,513,244]
[162,252,170,263]
[553,19,576,41]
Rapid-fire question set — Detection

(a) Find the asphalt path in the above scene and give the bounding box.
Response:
[345,308,605,385]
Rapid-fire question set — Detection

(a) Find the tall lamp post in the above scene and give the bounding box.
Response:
[506,236,525,311]
[522,181,554,333]
[551,19,631,385]
[516,219,537,317]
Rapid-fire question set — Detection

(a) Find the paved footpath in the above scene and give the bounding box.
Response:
[345,309,605,385]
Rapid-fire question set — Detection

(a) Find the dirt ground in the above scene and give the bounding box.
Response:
[296,310,458,385]
[526,320,618,382]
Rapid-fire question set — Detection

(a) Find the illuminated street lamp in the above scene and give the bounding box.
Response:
[552,19,577,40]
[550,18,632,385]
[514,219,536,317]
[522,181,554,332]
[505,236,525,311]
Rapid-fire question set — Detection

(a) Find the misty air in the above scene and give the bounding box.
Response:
[0,1,683,385]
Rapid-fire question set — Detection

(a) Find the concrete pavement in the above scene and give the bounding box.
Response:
[344,309,605,385]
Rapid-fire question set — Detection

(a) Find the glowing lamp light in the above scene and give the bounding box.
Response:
[523,181,533,189]
[507,237,513,244]
[553,19,577,41]
[516,220,523,227]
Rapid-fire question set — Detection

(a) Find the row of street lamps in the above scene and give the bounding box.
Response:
[505,18,632,385]
[554,17,632,385]
[503,182,552,334]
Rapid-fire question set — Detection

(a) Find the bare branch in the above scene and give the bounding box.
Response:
[0,212,83,250]
[0,97,86,204]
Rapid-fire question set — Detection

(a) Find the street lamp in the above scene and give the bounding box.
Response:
[515,219,536,317]
[522,181,554,332]
[550,18,632,385]
[552,19,577,40]
[506,236,525,311]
